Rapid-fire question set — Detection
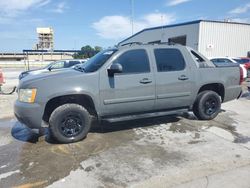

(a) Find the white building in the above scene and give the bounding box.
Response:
[118,20,250,58]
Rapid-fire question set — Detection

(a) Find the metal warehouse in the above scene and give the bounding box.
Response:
[119,20,250,58]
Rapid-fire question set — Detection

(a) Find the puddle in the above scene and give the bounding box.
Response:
[206,113,250,144]
[11,123,41,143]
[168,122,198,133]
[234,136,250,144]
[240,91,250,100]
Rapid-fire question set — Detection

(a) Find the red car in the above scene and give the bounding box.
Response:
[240,58,250,68]
[0,69,5,86]
[235,58,250,77]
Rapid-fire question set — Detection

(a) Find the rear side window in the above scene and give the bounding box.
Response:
[154,49,185,72]
[114,49,150,74]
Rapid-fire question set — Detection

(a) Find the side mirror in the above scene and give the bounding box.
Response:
[48,66,52,71]
[108,63,123,77]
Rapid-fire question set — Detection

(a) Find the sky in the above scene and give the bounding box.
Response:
[0,0,249,52]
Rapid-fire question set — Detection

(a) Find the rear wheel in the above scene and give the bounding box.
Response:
[193,91,221,120]
[49,103,91,143]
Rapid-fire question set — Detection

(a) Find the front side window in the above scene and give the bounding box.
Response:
[154,48,185,72]
[114,49,150,74]
[50,61,65,69]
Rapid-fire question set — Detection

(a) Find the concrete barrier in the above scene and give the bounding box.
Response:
[0,61,53,69]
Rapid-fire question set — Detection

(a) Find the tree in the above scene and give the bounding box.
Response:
[73,45,103,59]
[94,46,102,52]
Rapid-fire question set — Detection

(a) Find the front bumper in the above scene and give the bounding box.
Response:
[14,100,44,129]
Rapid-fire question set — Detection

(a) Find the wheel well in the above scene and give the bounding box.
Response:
[198,83,225,101]
[43,94,97,123]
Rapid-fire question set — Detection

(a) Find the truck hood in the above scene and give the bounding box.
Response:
[19,68,84,86]
[19,67,72,80]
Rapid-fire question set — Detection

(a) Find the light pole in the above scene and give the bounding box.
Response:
[130,0,134,35]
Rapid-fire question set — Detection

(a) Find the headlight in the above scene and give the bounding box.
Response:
[18,89,37,103]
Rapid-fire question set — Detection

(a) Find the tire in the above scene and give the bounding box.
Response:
[193,91,221,120]
[49,103,91,143]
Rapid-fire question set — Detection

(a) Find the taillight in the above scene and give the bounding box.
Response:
[245,63,250,69]
[239,67,244,85]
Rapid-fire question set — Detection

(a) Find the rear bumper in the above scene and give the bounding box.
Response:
[224,85,242,102]
[14,100,44,129]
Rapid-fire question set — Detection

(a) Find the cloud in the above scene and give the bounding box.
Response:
[92,13,176,40]
[0,0,50,17]
[231,18,250,24]
[37,0,51,8]
[52,2,67,13]
[229,3,250,14]
[166,0,191,6]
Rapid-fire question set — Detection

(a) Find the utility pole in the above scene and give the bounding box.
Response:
[130,0,134,35]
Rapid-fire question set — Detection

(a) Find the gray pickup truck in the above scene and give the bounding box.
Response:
[14,43,242,143]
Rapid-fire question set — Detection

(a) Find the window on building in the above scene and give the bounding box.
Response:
[168,35,187,45]
[154,49,185,72]
[114,49,150,74]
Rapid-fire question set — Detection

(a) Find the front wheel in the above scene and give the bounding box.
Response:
[49,104,91,143]
[193,91,221,120]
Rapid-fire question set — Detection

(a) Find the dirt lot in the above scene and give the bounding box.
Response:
[0,68,250,188]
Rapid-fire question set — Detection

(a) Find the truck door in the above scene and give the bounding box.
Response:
[152,48,193,110]
[99,49,156,116]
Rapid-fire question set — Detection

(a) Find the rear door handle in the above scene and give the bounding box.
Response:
[140,78,152,84]
[178,75,189,81]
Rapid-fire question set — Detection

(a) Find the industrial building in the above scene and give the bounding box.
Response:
[119,20,250,58]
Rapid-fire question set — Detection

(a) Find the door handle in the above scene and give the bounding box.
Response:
[178,75,189,81]
[140,78,152,84]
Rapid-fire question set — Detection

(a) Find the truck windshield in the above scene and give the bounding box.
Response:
[76,49,117,73]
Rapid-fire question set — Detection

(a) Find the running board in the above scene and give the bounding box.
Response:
[102,109,188,123]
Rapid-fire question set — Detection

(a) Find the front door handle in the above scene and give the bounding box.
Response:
[178,75,189,81]
[140,78,152,84]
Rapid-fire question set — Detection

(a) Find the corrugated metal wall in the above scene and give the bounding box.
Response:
[199,21,250,57]
[119,20,250,58]
[119,23,200,50]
